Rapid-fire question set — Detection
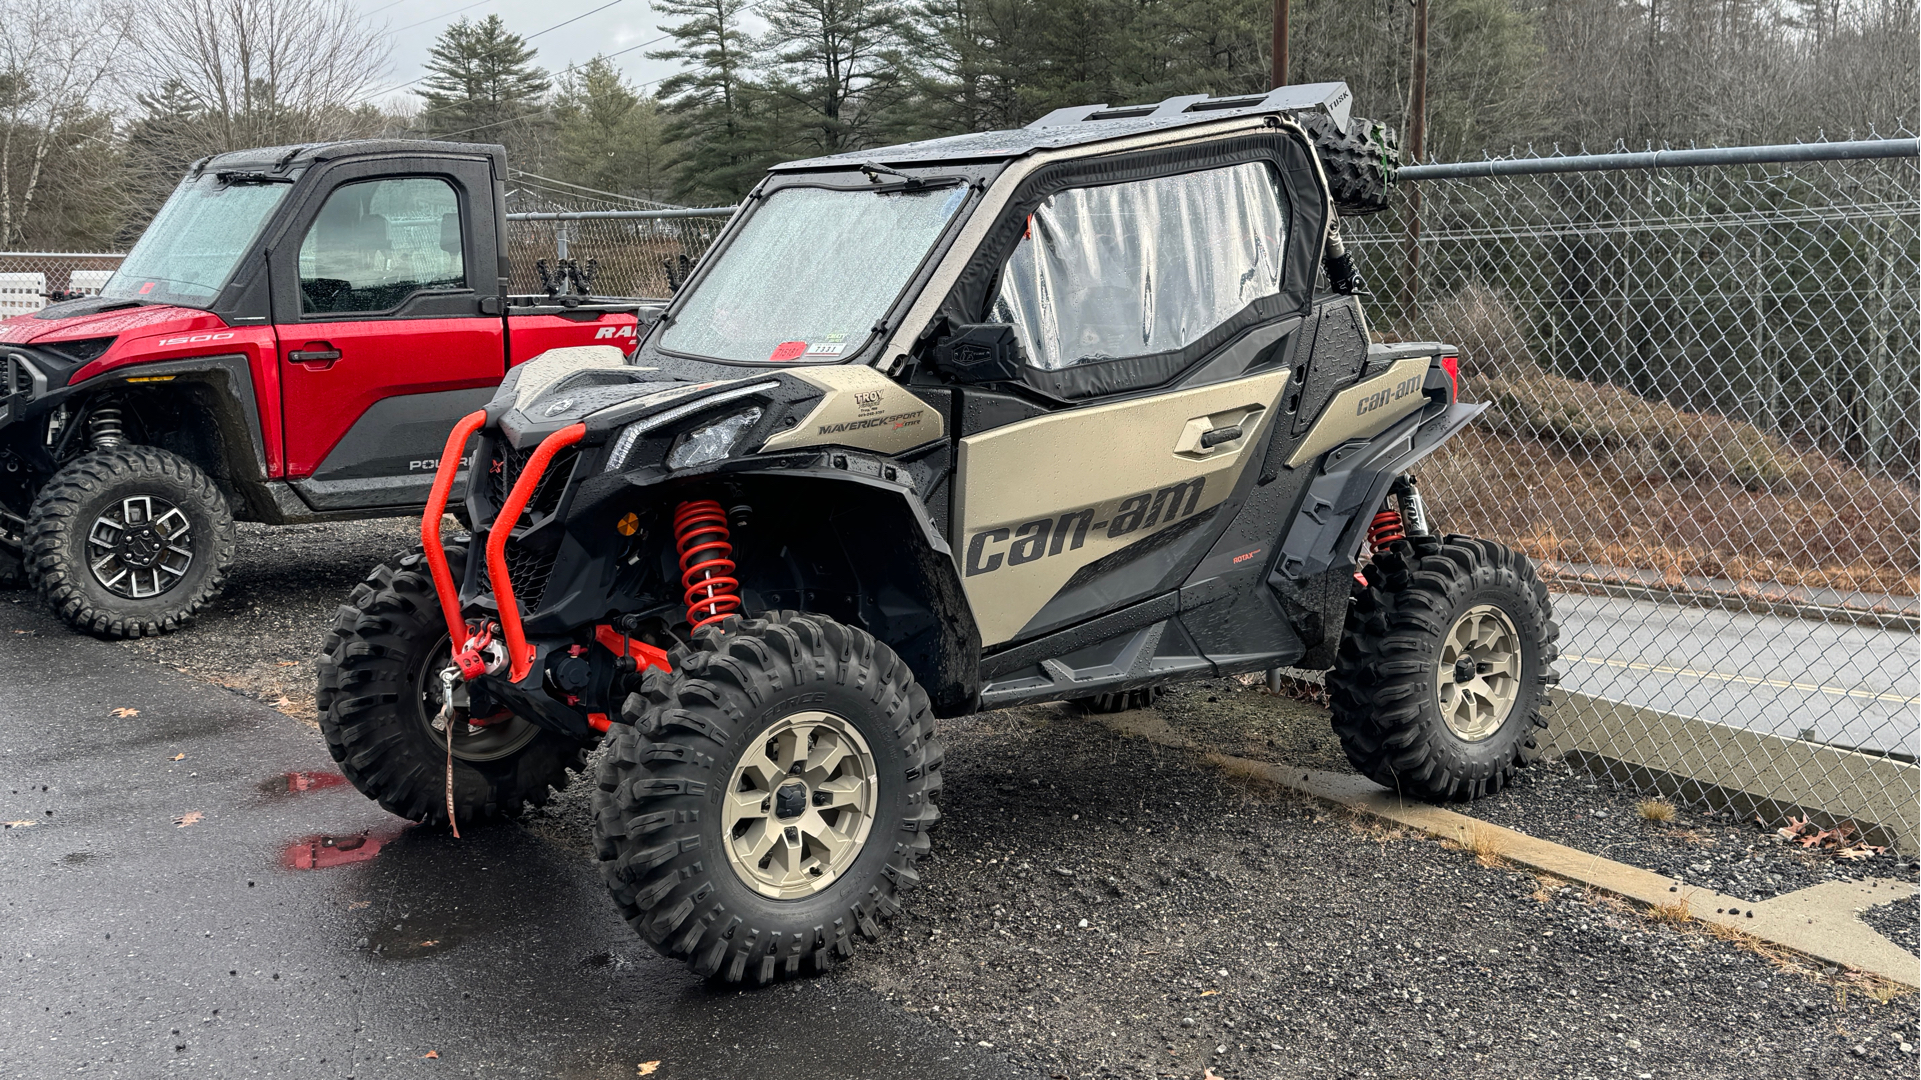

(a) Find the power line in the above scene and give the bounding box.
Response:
[389,0,495,37]
[525,0,627,41]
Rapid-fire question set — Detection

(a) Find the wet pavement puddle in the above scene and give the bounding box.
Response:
[282,824,410,870]
[260,770,349,795]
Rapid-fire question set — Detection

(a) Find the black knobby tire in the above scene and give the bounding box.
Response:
[26,446,236,638]
[317,544,596,827]
[1327,534,1557,801]
[594,610,943,985]
[1298,112,1401,217]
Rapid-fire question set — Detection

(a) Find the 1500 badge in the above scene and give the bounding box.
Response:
[965,478,1207,576]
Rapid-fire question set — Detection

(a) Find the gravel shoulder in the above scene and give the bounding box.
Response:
[12,524,1917,1078]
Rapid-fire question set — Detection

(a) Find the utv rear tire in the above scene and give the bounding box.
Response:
[594,611,942,985]
[317,545,596,827]
[26,446,235,638]
[1299,112,1400,216]
[1327,535,1556,801]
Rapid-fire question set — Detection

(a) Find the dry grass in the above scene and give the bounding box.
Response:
[1645,896,1695,925]
[1411,284,1919,599]
[1636,799,1678,823]
[1529,873,1571,903]
[1439,825,1510,868]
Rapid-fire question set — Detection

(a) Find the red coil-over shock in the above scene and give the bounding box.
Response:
[673,500,740,633]
[1366,510,1407,550]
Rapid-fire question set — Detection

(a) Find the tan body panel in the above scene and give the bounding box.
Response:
[756,366,943,456]
[1285,355,1430,469]
[955,368,1288,646]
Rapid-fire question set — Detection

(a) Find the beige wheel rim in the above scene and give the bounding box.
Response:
[720,711,879,900]
[1435,603,1523,742]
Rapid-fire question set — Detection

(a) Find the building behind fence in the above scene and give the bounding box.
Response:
[3,134,1913,847]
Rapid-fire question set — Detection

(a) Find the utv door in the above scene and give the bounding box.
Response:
[269,158,506,511]
[951,161,1301,647]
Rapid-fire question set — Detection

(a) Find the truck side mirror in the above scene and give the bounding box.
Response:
[930,323,1029,385]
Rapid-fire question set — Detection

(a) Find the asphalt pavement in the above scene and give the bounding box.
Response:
[1550,592,1919,757]
[0,596,1011,1080]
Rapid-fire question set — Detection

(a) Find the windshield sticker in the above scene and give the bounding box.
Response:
[768,341,807,362]
[804,342,844,356]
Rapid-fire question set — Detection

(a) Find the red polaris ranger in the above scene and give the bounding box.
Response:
[0,140,656,636]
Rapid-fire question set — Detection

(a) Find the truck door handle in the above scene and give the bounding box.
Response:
[289,343,341,369]
[1198,424,1244,448]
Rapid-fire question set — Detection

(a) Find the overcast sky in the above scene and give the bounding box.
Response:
[348,0,712,111]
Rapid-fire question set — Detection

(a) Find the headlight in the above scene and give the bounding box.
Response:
[667,408,762,469]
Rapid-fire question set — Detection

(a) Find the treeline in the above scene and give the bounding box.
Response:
[0,0,1912,249]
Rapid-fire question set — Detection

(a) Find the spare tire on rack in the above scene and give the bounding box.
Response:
[1297,112,1400,216]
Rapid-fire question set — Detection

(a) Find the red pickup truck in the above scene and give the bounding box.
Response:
[0,139,658,636]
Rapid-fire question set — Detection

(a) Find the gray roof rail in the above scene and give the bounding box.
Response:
[1027,81,1353,134]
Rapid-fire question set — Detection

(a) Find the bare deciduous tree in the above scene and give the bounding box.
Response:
[127,0,393,151]
[0,0,129,246]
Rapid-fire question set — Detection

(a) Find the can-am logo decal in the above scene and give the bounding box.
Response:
[1355,373,1422,417]
[594,325,638,339]
[818,409,924,436]
[544,398,575,416]
[964,478,1206,577]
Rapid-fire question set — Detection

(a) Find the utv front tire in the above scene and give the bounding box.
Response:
[317,546,595,827]
[594,611,943,984]
[1328,535,1556,801]
[26,446,235,637]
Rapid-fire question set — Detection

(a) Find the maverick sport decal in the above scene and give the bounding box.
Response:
[964,478,1206,576]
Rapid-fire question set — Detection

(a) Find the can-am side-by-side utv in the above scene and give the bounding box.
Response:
[318,83,1557,985]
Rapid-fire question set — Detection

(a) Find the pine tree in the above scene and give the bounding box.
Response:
[759,0,914,156]
[553,57,671,203]
[417,15,552,149]
[651,0,770,203]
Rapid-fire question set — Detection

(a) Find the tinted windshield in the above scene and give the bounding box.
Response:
[103,174,291,306]
[660,182,967,364]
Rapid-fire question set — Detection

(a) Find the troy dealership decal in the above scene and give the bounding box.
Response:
[965,478,1207,576]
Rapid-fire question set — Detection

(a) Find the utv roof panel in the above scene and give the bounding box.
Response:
[189,139,507,179]
[770,83,1353,173]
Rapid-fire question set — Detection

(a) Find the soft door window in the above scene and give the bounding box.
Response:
[300,177,466,314]
[991,162,1289,371]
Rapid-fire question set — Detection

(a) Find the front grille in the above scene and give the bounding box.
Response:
[488,446,579,521]
[504,539,558,609]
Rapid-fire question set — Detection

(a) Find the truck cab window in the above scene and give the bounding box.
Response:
[299,177,466,314]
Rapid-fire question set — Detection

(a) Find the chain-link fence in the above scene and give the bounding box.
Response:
[502,209,733,300]
[1344,135,1920,849]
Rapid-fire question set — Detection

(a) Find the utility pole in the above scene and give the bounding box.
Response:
[1400,0,1430,326]
[1271,0,1289,88]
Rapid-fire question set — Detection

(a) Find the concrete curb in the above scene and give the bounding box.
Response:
[1096,708,1921,989]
